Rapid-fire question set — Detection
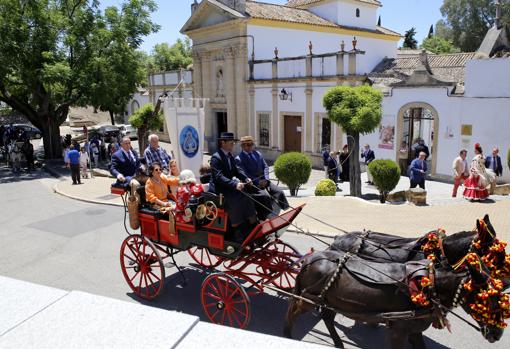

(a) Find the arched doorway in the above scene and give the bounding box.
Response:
[131,100,140,115]
[396,102,439,175]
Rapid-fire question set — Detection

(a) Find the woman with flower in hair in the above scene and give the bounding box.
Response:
[463,143,495,201]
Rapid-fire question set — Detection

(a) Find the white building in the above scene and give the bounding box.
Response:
[177,0,510,180]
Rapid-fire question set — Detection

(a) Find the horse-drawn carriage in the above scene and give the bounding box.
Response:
[113,182,510,347]
[112,184,305,329]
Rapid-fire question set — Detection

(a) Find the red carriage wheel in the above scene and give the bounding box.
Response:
[201,273,251,329]
[265,240,302,290]
[188,246,222,268]
[120,234,165,300]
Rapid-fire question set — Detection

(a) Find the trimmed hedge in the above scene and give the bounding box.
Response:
[274,152,312,196]
[315,179,337,196]
[368,159,401,203]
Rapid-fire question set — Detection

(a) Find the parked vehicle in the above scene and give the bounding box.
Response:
[119,124,137,140]
[12,124,42,140]
[98,125,120,139]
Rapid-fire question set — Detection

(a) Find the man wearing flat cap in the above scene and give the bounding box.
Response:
[236,136,289,215]
[210,132,257,242]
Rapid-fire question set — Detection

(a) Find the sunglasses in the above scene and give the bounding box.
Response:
[153,168,162,172]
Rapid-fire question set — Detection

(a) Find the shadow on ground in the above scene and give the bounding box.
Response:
[125,267,450,349]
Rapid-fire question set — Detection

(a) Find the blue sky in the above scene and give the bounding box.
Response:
[100,0,445,53]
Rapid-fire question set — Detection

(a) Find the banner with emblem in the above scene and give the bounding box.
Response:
[163,98,208,176]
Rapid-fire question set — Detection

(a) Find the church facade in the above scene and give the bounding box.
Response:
[176,0,510,181]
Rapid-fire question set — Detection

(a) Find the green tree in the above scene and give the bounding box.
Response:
[128,103,163,154]
[323,85,383,198]
[437,0,510,52]
[0,0,159,158]
[403,27,418,49]
[150,38,192,72]
[421,35,460,54]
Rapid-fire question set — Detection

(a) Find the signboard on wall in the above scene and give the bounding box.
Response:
[461,124,473,136]
[378,115,395,150]
[164,98,208,176]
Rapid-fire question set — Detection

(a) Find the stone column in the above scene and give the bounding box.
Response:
[235,46,249,137]
[305,88,313,153]
[348,52,357,75]
[224,47,237,134]
[201,52,212,99]
[192,53,203,98]
[271,58,279,149]
[249,84,256,141]
[336,52,345,78]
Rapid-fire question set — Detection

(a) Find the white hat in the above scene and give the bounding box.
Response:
[179,169,197,184]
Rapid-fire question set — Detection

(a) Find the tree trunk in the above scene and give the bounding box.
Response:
[137,126,148,155]
[348,132,362,197]
[41,115,62,159]
[109,111,115,125]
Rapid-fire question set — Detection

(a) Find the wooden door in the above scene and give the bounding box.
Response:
[284,115,302,152]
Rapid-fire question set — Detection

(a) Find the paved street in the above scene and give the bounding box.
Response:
[1,163,509,348]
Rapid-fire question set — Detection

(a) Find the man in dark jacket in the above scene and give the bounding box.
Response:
[485,147,503,177]
[414,139,430,160]
[235,136,289,216]
[210,132,257,242]
[110,137,143,197]
[361,144,375,184]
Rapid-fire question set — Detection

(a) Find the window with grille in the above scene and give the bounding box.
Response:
[356,8,360,17]
[258,113,270,147]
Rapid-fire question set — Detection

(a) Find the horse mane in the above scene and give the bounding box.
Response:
[441,230,477,266]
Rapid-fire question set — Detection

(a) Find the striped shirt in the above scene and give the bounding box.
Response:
[144,146,171,169]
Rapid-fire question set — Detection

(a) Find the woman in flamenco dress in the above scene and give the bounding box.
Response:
[463,143,495,201]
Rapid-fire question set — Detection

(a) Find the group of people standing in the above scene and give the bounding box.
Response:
[452,144,502,201]
[322,144,351,184]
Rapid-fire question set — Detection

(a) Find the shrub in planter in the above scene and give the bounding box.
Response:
[315,179,337,196]
[368,159,400,203]
[274,152,312,196]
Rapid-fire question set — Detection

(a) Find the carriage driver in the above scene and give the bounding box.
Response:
[235,136,289,215]
[210,132,258,243]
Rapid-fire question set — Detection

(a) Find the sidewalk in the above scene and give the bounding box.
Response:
[47,160,510,242]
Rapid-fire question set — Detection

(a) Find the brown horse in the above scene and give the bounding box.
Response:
[283,250,505,348]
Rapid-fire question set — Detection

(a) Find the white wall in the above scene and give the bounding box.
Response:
[248,25,397,75]
[464,58,510,97]
[309,1,377,29]
[381,87,510,181]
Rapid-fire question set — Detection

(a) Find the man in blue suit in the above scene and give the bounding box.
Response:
[210,132,257,242]
[235,136,289,217]
[485,147,503,177]
[409,151,428,189]
[110,137,144,197]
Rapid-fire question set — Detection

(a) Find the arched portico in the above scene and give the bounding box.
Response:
[396,102,439,175]
[131,100,140,115]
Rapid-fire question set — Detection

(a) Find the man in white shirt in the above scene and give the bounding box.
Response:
[452,149,469,197]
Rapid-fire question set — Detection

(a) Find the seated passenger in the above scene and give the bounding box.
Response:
[168,159,180,198]
[235,136,289,214]
[199,163,214,193]
[110,137,145,198]
[175,169,209,223]
[145,162,179,213]
[210,132,257,243]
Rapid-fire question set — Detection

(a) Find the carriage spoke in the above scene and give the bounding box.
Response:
[149,270,161,282]
[129,271,141,283]
[205,292,222,301]
[226,312,233,327]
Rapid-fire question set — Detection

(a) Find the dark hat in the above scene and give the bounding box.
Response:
[218,132,238,141]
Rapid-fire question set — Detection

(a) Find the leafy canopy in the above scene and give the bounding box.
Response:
[421,35,460,54]
[437,0,510,52]
[323,85,383,134]
[129,103,163,130]
[150,38,192,72]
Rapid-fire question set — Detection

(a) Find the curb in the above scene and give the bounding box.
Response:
[53,183,124,207]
